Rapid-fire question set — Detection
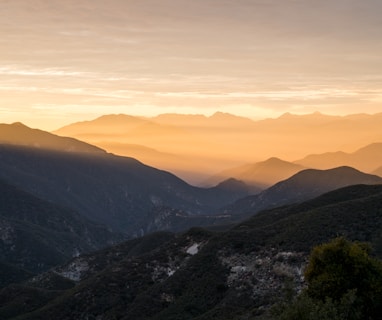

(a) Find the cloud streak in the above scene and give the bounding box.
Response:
[1,0,382,129]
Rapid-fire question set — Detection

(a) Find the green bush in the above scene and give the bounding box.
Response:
[272,237,382,320]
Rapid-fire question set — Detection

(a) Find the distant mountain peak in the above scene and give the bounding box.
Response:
[262,157,288,164]
[278,112,295,119]
[211,111,232,117]
[278,111,331,120]
[257,157,305,170]
[210,111,248,120]
[215,177,248,190]
[11,122,28,127]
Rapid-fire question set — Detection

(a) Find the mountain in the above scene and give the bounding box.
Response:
[0,143,249,236]
[3,184,382,320]
[54,114,240,184]
[222,166,382,215]
[0,179,123,286]
[53,112,382,184]
[53,114,149,137]
[205,157,306,189]
[0,122,105,153]
[295,142,382,173]
[54,114,185,143]
[152,112,255,128]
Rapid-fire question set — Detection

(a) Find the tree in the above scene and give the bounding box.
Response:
[304,237,382,319]
[271,237,382,320]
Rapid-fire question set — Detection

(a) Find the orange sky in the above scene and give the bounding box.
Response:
[1,0,382,130]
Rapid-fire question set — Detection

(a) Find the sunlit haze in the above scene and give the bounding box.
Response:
[1,0,382,130]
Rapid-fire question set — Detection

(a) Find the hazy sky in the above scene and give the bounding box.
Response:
[1,0,382,129]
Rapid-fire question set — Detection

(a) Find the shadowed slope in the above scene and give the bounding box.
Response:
[222,166,382,215]
[4,184,382,320]
[0,144,249,235]
[0,179,123,283]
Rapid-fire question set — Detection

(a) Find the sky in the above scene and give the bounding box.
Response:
[1,0,382,130]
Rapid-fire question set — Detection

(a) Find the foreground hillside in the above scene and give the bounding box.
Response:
[0,179,124,287]
[2,184,382,320]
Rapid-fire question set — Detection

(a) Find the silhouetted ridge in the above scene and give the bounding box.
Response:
[0,144,248,235]
[295,142,382,172]
[205,157,305,189]
[222,166,382,215]
[0,122,105,153]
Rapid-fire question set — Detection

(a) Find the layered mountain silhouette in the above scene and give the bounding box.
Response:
[0,179,123,286]
[0,123,251,236]
[3,184,382,319]
[222,166,382,215]
[205,157,306,189]
[53,112,382,184]
[2,115,382,320]
[295,142,382,173]
[152,111,255,128]
[0,144,251,235]
[0,122,104,153]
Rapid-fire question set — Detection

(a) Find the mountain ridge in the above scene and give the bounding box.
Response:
[0,144,249,235]
[50,112,382,184]
[205,157,306,189]
[222,166,382,215]
[295,142,382,172]
[0,122,105,154]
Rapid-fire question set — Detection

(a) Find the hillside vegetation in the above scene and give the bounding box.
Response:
[1,184,382,319]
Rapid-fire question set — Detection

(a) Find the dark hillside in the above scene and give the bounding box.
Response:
[0,179,123,282]
[4,184,382,319]
[223,166,382,215]
[0,144,248,235]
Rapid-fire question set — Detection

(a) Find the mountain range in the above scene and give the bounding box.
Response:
[1,115,382,319]
[222,166,382,215]
[2,122,382,237]
[295,142,382,173]
[53,112,382,184]
[2,183,382,319]
[203,142,382,188]
[204,157,306,189]
[0,123,252,236]
[0,144,250,235]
